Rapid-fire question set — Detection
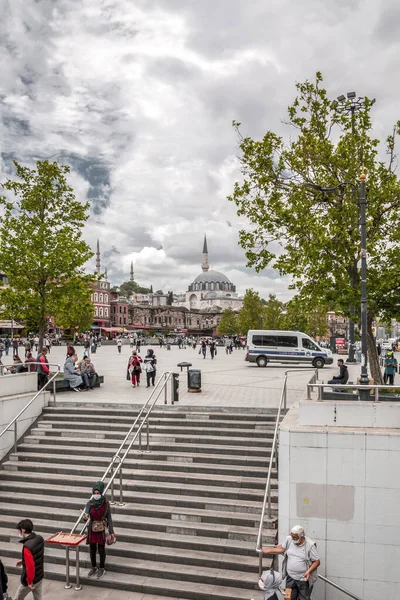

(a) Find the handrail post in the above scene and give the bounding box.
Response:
[164,372,168,404]
[267,486,271,518]
[110,469,115,505]
[283,377,287,411]
[139,426,142,451]
[14,422,17,454]
[119,466,124,506]
[74,546,82,590]
[64,547,71,589]
[375,386,379,402]
[53,377,57,405]
[317,385,323,402]
[146,417,150,453]
[258,551,263,578]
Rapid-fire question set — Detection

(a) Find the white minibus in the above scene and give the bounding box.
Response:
[245,330,333,368]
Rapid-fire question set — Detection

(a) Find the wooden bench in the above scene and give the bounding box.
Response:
[54,375,104,392]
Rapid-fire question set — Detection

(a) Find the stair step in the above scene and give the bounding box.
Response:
[9,450,274,476]
[1,554,262,600]
[2,460,277,489]
[0,482,277,515]
[22,435,271,456]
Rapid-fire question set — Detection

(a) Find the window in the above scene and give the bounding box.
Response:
[252,335,277,347]
[124,306,126,313]
[94,293,98,302]
[119,317,122,324]
[104,294,108,302]
[302,338,319,351]
[124,317,126,324]
[99,307,103,317]
[276,335,298,348]
[105,308,108,317]
[95,307,98,317]
[99,293,103,303]
[119,306,122,313]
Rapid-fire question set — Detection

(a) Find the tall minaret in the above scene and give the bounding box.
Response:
[96,239,101,275]
[201,234,209,272]
[130,261,134,281]
[104,266,108,281]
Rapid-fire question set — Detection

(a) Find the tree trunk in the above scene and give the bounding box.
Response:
[367,315,382,385]
[38,317,47,354]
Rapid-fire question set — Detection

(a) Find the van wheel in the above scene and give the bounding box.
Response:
[313,357,325,369]
[256,356,268,368]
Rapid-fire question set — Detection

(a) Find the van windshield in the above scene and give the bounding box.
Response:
[302,338,320,351]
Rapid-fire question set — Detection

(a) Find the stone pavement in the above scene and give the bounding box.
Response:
[41,342,360,408]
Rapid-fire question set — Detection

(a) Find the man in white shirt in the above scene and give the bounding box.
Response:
[262,525,320,599]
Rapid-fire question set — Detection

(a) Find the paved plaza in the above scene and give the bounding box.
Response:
[38,341,357,408]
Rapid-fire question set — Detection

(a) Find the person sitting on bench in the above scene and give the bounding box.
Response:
[80,356,98,390]
[328,359,349,386]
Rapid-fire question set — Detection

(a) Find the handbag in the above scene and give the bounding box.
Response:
[92,519,106,532]
[126,369,131,381]
[105,526,116,546]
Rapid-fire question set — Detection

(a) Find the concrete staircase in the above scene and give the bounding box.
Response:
[0,403,279,600]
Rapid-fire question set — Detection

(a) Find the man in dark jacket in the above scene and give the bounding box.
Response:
[328,359,349,385]
[15,519,45,599]
[0,557,9,598]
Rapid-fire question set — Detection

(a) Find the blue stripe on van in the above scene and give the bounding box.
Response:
[248,350,329,358]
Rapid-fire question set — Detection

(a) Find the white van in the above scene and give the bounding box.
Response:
[245,330,333,368]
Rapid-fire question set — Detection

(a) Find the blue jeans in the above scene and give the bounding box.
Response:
[82,372,97,388]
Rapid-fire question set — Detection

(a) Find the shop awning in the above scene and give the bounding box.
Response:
[0,320,24,329]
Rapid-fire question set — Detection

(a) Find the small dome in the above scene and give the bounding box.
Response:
[193,271,231,284]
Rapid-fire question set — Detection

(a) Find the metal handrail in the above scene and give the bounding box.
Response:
[70,370,175,535]
[255,368,318,576]
[0,362,61,453]
[307,380,400,402]
[318,574,363,599]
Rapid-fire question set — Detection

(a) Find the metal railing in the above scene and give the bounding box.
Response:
[307,380,400,402]
[64,371,175,590]
[319,574,363,599]
[0,362,61,454]
[256,369,318,576]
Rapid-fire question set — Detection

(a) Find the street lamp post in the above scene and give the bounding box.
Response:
[304,173,371,400]
[333,92,375,364]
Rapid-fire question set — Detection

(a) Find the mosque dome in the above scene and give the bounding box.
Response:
[193,271,231,285]
[187,235,237,294]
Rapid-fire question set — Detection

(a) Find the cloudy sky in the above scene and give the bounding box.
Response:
[1,0,399,299]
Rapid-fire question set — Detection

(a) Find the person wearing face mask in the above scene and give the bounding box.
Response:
[261,525,320,599]
[14,519,45,600]
[83,481,115,580]
[258,568,285,600]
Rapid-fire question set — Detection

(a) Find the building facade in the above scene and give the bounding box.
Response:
[91,240,111,328]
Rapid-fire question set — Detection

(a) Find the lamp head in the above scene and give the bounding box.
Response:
[337,94,346,103]
[347,91,356,99]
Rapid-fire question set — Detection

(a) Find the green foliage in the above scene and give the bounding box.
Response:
[229,73,400,381]
[114,281,151,296]
[283,297,328,338]
[0,160,94,348]
[217,308,238,336]
[263,294,285,329]
[237,289,266,334]
[54,279,94,332]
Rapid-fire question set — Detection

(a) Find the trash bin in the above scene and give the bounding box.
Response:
[188,369,201,393]
[172,372,179,403]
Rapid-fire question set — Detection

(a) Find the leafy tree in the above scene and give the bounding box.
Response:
[114,281,150,296]
[54,280,94,336]
[217,308,238,336]
[167,291,174,305]
[237,289,266,334]
[263,294,285,329]
[0,160,94,350]
[283,296,328,338]
[229,72,400,383]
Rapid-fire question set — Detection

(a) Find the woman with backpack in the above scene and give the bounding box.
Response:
[127,350,142,387]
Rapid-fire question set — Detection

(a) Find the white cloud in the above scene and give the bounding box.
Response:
[1,0,399,301]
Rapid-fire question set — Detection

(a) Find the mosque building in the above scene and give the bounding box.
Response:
[174,235,243,311]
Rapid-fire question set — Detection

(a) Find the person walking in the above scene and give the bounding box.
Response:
[0,557,9,600]
[44,338,51,354]
[144,349,157,387]
[262,524,320,600]
[83,481,115,580]
[37,348,50,391]
[210,341,216,359]
[383,350,398,385]
[14,518,45,600]
[63,354,83,392]
[12,338,19,357]
[258,569,284,600]
[24,339,31,358]
[201,339,207,359]
[116,338,122,354]
[127,350,142,387]
[4,337,11,355]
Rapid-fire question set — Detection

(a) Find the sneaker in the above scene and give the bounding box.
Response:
[87,567,97,577]
[72,388,80,392]
[96,568,106,579]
